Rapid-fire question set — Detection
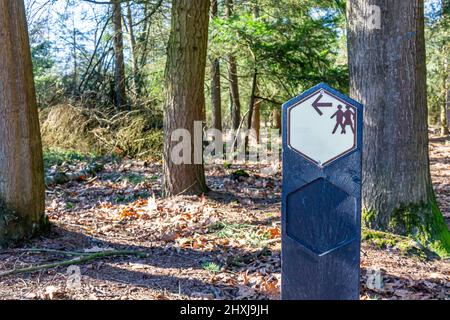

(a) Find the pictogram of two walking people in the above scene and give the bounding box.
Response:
[330,105,355,134]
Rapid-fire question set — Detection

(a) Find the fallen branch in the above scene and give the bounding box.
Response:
[45,162,104,186]
[12,248,91,256]
[0,250,147,278]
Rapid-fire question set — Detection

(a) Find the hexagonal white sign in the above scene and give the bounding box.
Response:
[288,89,357,166]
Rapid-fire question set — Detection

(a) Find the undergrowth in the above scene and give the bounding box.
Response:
[40,104,163,160]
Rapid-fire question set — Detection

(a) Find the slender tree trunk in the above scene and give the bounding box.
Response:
[348,0,449,255]
[163,0,210,196]
[112,0,127,111]
[0,0,47,246]
[444,1,450,134]
[210,0,222,131]
[247,69,259,144]
[441,58,449,136]
[225,0,241,130]
[228,56,241,130]
[72,17,78,96]
[249,3,261,143]
[440,1,449,136]
[251,95,261,143]
[211,58,222,131]
[126,1,139,102]
[446,60,450,134]
[272,108,281,132]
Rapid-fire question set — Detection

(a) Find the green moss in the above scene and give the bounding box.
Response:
[362,228,438,260]
[362,208,378,228]
[427,200,450,258]
[363,196,450,258]
[361,229,399,248]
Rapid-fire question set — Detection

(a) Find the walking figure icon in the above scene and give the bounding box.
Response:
[331,105,355,134]
[286,84,359,166]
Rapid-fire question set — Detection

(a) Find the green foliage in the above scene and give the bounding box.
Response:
[207,221,271,247]
[31,41,62,107]
[121,173,147,186]
[206,0,348,127]
[31,41,54,74]
[426,1,449,126]
[201,261,221,273]
[113,113,163,159]
[43,148,96,171]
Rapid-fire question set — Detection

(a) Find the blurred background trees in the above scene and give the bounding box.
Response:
[25,0,450,142]
[426,0,449,136]
[26,0,350,158]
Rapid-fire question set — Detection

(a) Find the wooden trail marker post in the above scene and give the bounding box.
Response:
[281,83,363,300]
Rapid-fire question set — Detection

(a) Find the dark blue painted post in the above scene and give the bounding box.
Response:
[281,83,363,300]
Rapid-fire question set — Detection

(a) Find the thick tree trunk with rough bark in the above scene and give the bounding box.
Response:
[225,0,241,130]
[163,0,210,196]
[0,0,47,246]
[347,0,450,255]
[113,0,127,111]
[210,0,222,131]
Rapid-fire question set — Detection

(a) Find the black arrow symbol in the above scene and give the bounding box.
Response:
[312,93,333,116]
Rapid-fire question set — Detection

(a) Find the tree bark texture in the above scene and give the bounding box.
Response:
[347,0,450,255]
[126,1,139,101]
[210,0,222,131]
[163,0,210,196]
[113,0,127,110]
[0,0,47,246]
[225,0,241,130]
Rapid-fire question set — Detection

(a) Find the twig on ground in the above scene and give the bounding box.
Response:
[0,250,148,278]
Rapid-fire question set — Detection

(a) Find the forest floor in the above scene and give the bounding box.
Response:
[0,134,449,300]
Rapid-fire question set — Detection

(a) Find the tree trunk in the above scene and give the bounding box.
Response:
[247,68,261,144]
[446,60,450,135]
[71,16,78,96]
[246,4,260,149]
[441,58,449,136]
[210,0,222,131]
[249,1,261,143]
[126,1,139,102]
[112,0,127,111]
[0,0,47,246]
[445,1,450,135]
[251,96,261,143]
[211,58,222,131]
[163,0,210,196]
[440,1,449,136]
[272,107,281,131]
[225,0,241,130]
[347,0,450,255]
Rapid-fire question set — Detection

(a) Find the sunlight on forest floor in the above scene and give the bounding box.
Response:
[0,135,448,300]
